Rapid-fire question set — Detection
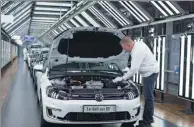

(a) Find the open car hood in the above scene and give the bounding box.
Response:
[47,27,129,69]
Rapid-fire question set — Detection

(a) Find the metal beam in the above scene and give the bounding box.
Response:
[10,19,31,36]
[2,2,23,15]
[1,1,14,12]
[33,10,66,13]
[105,1,133,25]
[35,1,97,41]
[170,1,185,14]
[3,3,32,29]
[32,14,60,18]
[35,5,70,9]
[7,16,31,33]
[28,2,36,35]
[119,14,194,31]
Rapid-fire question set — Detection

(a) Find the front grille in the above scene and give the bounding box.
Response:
[71,95,124,100]
[70,89,125,100]
[64,112,130,121]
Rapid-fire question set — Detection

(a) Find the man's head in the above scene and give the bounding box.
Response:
[119,36,135,52]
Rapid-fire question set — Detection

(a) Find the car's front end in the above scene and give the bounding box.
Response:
[38,27,140,126]
[40,62,141,125]
[43,96,140,124]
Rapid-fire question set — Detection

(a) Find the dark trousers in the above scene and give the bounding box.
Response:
[142,73,158,124]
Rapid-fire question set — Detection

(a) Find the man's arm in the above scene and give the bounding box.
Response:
[122,48,145,80]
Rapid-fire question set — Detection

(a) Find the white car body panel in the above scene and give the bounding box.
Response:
[35,27,141,125]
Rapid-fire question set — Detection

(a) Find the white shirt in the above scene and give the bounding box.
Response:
[122,41,159,80]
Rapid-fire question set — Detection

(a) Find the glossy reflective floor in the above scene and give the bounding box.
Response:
[1,58,178,127]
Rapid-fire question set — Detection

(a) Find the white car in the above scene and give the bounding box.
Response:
[32,48,49,88]
[26,43,43,68]
[36,27,141,127]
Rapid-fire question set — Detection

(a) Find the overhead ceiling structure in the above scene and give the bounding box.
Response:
[1,1,191,44]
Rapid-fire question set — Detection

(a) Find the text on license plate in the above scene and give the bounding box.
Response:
[83,105,116,113]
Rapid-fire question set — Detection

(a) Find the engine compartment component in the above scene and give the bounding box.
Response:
[84,80,103,89]
[47,75,139,101]
[49,76,129,90]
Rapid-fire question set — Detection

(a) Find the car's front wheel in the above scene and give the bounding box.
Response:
[40,95,49,127]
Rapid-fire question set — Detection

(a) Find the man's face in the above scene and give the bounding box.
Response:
[120,42,132,52]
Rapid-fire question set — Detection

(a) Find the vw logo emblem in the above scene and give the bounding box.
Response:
[95,93,104,102]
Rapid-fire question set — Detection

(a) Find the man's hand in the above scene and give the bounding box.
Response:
[112,77,123,83]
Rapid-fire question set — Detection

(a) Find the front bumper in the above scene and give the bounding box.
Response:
[42,97,141,124]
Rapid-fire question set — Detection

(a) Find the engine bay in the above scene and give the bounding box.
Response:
[50,76,129,90]
[47,75,139,100]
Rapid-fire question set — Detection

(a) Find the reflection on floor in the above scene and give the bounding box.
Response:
[0,58,18,109]
[1,58,192,127]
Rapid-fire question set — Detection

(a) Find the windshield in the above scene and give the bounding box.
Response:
[50,62,120,72]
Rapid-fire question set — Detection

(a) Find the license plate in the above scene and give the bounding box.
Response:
[83,105,116,113]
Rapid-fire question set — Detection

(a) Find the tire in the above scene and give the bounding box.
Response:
[121,121,136,127]
[40,96,49,127]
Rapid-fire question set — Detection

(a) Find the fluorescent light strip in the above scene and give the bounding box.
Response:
[104,1,130,25]
[13,4,32,19]
[192,46,194,99]
[61,25,67,30]
[153,38,157,58]
[6,12,31,31]
[53,30,59,35]
[81,11,100,27]
[158,1,174,16]
[165,1,180,14]
[140,75,142,84]
[36,2,72,6]
[89,7,113,28]
[10,19,31,35]
[125,1,146,22]
[64,23,72,28]
[58,26,64,31]
[151,1,168,17]
[119,1,142,23]
[3,4,32,28]
[32,20,56,23]
[133,75,135,82]
[99,2,124,26]
[157,37,161,89]
[161,37,166,90]
[8,2,31,16]
[70,19,81,27]
[74,15,89,27]
[3,2,21,14]
[89,8,111,28]
[35,7,68,12]
[136,73,139,83]
[179,35,185,96]
[33,17,58,20]
[185,35,191,98]
[34,11,61,15]
[99,2,125,26]
[31,24,52,27]
[129,1,150,21]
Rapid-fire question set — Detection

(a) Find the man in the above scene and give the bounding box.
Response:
[113,36,159,127]
[23,47,27,61]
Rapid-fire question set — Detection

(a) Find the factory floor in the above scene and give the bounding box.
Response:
[1,57,194,127]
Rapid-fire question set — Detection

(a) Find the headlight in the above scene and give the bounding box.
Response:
[123,84,140,100]
[46,86,70,100]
